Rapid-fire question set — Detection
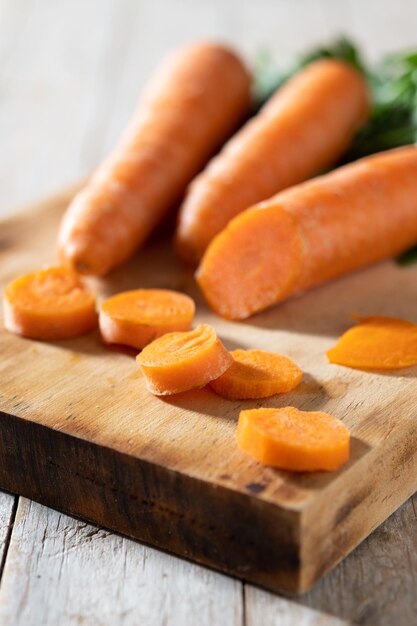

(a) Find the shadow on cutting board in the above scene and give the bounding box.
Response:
[161,371,330,421]
[244,260,417,338]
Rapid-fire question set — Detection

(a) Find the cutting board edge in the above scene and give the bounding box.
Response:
[0,408,305,594]
[298,412,417,592]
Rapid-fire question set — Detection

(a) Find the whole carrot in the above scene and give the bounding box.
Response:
[58,42,251,275]
[176,59,370,264]
[197,146,417,320]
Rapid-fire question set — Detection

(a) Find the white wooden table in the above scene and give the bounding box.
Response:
[0,1,416,623]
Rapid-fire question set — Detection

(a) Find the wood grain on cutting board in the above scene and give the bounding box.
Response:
[0,187,416,594]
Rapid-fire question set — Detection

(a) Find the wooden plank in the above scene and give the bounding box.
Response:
[0,498,242,626]
[0,493,17,579]
[0,191,417,594]
[245,586,348,625]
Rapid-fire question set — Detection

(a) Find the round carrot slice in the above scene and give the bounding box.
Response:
[237,407,350,471]
[327,315,417,370]
[136,323,233,395]
[99,289,195,349]
[3,267,97,340]
[209,349,302,399]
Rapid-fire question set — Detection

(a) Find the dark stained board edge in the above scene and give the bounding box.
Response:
[0,409,302,594]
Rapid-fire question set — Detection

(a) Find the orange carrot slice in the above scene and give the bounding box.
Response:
[58,42,251,276]
[197,146,417,320]
[136,323,233,395]
[176,58,370,264]
[327,315,417,370]
[99,289,195,349]
[237,407,350,471]
[3,267,97,340]
[209,349,302,399]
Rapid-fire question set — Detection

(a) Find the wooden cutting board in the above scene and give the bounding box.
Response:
[1,186,417,595]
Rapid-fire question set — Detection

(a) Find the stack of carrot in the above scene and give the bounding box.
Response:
[5,39,417,473]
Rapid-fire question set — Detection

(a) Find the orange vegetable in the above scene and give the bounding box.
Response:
[136,323,233,395]
[176,58,370,264]
[237,407,350,471]
[99,288,195,349]
[58,42,251,276]
[3,267,97,340]
[197,146,417,320]
[209,349,302,399]
[327,315,417,370]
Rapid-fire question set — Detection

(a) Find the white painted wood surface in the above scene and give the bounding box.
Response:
[0,0,417,623]
[245,587,349,626]
[0,493,16,575]
[0,499,243,626]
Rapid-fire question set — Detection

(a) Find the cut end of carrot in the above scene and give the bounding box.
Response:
[237,407,350,472]
[209,349,302,399]
[3,267,98,340]
[196,205,303,320]
[136,323,233,395]
[99,289,195,349]
[326,315,417,370]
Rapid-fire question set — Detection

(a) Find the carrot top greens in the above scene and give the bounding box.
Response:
[254,37,417,262]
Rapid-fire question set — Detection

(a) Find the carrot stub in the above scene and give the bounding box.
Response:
[237,407,350,471]
[197,146,417,320]
[58,42,251,276]
[209,349,302,399]
[136,323,233,395]
[327,315,417,370]
[176,58,370,264]
[99,289,195,349]
[3,267,97,340]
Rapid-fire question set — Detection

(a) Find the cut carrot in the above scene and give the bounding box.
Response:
[327,315,417,370]
[136,323,233,395]
[3,267,97,340]
[99,289,195,349]
[237,407,350,471]
[209,349,302,399]
[176,58,370,264]
[58,42,251,276]
[197,146,417,320]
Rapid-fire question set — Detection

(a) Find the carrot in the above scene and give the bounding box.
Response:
[58,42,251,276]
[136,323,233,395]
[198,146,417,320]
[99,288,195,349]
[3,267,97,340]
[237,407,350,471]
[176,58,370,264]
[209,349,302,399]
[327,315,417,370]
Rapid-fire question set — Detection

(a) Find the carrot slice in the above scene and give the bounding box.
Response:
[176,58,370,264]
[3,267,97,340]
[237,407,350,471]
[209,349,302,399]
[99,289,195,349]
[58,42,251,276]
[197,146,417,320]
[136,323,233,395]
[327,315,417,370]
